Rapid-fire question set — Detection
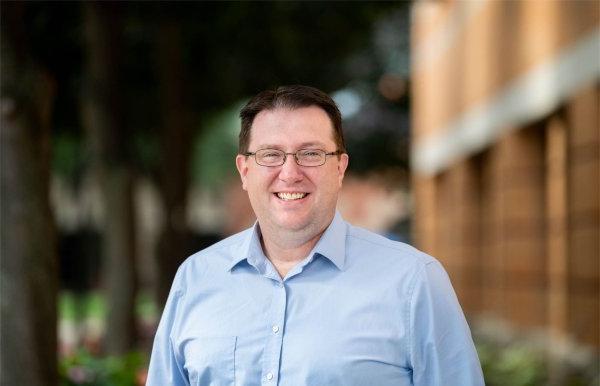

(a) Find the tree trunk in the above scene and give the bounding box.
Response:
[155,20,193,307]
[82,2,137,355]
[0,3,58,385]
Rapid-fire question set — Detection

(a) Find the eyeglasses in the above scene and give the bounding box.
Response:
[244,148,342,167]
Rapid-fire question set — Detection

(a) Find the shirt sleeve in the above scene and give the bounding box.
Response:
[408,260,485,386]
[146,268,189,386]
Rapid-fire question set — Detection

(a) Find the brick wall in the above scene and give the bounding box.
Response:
[411,0,599,348]
[413,86,599,346]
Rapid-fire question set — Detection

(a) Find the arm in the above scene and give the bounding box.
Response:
[146,269,189,386]
[408,260,485,386]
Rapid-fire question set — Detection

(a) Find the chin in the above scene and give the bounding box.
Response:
[276,217,311,232]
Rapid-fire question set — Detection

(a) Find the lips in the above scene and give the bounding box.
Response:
[275,192,309,201]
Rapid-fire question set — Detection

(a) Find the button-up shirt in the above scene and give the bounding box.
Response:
[146,212,484,386]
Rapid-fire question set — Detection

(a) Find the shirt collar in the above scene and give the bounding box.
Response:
[310,211,347,270]
[228,211,348,272]
[227,221,261,271]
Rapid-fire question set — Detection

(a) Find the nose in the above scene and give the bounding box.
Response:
[278,155,304,183]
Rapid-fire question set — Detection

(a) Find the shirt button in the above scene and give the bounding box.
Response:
[272,325,279,333]
[266,372,274,380]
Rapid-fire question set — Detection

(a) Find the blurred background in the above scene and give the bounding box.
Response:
[0,1,598,386]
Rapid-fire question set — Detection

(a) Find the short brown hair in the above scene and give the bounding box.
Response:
[238,85,346,154]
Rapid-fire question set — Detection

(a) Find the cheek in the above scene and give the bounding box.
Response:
[246,170,277,192]
[246,178,261,193]
[311,169,342,195]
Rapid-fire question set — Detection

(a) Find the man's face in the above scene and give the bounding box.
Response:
[236,106,349,238]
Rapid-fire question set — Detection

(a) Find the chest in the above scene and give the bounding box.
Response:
[173,271,411,386]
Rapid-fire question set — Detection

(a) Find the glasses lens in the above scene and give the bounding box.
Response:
[256,149,285,166]
[297,149,326,166]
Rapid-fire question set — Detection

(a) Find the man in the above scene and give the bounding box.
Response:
[147,85,484,386]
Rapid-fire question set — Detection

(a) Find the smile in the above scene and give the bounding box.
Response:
[275,192,308,201]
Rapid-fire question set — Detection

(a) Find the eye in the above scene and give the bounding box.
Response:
[299,149,323,158]
[262,151,281,158]
[257,149,284,162]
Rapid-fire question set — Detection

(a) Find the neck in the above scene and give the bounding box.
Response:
[258,224,327,279]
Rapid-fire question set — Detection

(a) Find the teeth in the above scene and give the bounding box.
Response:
[277,192,307,200]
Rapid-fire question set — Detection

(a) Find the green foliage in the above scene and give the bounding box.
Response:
[476,337,599,386]
[179,2,402,110]
[59,350,147,386]
[35,1,408,184]
[477,341,547,386]
[59,292,79,321]
[59,291,157,322]
[60,292,107,321]
[136,291,159,322]
[53,133,85,182]
[191,103,242,189]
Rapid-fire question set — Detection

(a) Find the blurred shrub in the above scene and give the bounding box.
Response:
[477,340,547,386]
[58,340,598,386]
[476,337,599,386]
[59,350,147,386]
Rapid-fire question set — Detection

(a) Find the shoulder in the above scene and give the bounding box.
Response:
[344,226,458,301]
[345,223,438,272]
[191,228,251,258]
[174,227,253,286]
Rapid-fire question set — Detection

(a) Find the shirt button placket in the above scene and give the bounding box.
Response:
[262,279,287,384]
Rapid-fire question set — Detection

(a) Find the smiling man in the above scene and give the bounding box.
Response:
[146,85,484,386]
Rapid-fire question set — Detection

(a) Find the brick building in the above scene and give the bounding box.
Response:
[411,0,599,351]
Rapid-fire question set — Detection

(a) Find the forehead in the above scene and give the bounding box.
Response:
[249,106,336,149]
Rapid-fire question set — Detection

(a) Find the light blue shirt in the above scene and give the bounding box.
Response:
[147,212,484,386]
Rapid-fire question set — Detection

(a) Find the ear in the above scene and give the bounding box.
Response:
[337,153,349,186]
[235,154,249,191]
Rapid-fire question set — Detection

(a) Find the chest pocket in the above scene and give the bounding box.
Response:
[181,336,237,386]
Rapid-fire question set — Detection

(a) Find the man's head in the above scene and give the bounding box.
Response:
[238,85,346,155]
[236,85,349,243]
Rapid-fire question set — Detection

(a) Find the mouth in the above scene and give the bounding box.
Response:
[274,192,309,201]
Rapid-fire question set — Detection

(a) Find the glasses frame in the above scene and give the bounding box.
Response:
[243,148,342,167]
